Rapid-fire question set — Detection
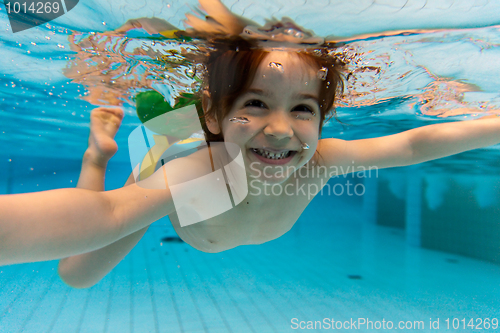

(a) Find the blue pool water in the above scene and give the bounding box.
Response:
[1,0,500,332]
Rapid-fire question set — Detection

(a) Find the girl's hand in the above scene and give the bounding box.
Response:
[184,0,257,35]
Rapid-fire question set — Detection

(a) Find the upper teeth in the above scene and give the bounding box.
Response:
[253,148,289,160]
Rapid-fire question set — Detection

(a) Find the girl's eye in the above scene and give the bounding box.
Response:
[244,99,267,108]
[292,104,314,113]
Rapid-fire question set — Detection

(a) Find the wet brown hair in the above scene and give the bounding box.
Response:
[194,36,345,141]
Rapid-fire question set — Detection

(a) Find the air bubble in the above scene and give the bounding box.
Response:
[301,143,310,150]
[229,116,250,124]
[283,28,304,38]
[295,115,311,121]
[317,67,328,80]
[185,67,195,78]
[194,63,206,74]
[269,62,284,73]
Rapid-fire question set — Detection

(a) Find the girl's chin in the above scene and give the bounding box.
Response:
[244,156,300,185]
[247,170,294,185]
[249,176,289,185]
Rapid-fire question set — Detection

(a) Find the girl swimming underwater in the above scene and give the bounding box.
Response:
[1,0,500,289]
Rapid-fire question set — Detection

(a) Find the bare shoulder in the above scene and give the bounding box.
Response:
[295,138,359,184]
[312,138,349,168]
[160,146,215,185]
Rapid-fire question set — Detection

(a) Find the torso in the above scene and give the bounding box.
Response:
[166,145,329,253]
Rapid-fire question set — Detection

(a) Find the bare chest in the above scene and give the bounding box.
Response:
[167,170,330,252]
[169,184,312,252]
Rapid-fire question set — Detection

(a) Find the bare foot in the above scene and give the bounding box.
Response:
[84,107,124,168]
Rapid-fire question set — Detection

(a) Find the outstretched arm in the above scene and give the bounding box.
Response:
[0,172,173,267]
[58,173,150,288]
[317,115,500,170]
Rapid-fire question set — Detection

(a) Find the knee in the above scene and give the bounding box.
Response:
[57,259,99,289]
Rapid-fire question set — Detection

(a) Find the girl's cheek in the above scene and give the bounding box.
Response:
[224,124,256,143]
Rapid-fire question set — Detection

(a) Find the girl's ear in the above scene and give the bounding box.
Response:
[202,90,221,135]
[201,90,212,113]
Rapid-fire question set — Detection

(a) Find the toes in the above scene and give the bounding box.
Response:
[110,107,124,119]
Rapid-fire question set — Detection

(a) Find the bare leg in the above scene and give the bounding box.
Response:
[77,106,123,191]
[58,107,149,288]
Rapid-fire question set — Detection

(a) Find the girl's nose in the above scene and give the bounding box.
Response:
[262,111,294,140]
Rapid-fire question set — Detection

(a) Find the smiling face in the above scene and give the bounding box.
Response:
[206,51,322,184]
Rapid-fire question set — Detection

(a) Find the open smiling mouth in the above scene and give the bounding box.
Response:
[250,148,297,164]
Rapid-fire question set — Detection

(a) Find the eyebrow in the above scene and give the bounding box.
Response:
[245,88,319,103]
[245,88,272,98]
[297,93,319,104]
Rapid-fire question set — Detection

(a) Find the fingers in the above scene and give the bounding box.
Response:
[185,14,225,34]
[197,0,244,33]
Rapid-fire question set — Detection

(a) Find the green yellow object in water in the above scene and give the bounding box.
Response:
[135,90,197,124]
[134,90,202,138]
[134,90,204,180]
